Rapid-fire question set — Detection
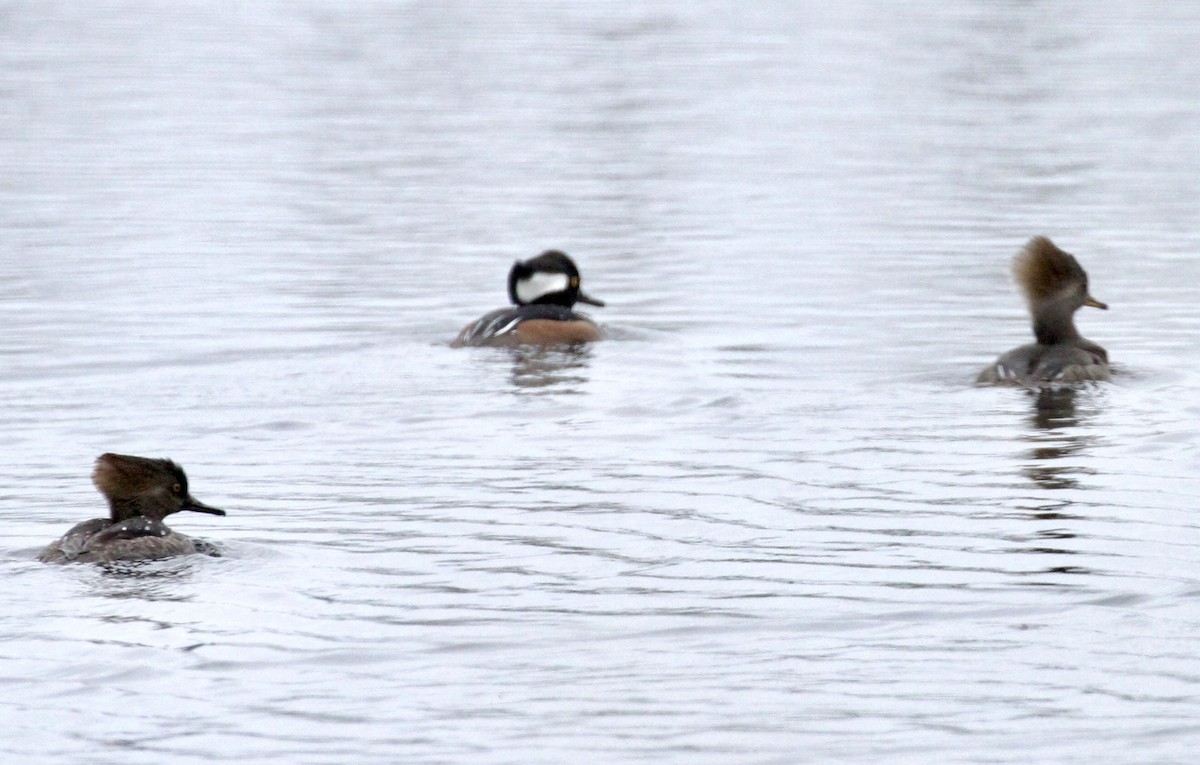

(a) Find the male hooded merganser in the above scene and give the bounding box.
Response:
[38,453,226,564]
[977,236,1110,386]
[453,250,605,347]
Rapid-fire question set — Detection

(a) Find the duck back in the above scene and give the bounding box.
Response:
[38,517,202,564]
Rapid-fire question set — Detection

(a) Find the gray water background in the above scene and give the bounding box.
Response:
[3,2,1200,763]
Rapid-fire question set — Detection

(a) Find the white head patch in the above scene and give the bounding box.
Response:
[515,271,570,304]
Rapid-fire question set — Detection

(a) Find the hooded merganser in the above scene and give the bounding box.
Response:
[38,453,226,564]
[977,236,1110,386]
[453,250,605,347]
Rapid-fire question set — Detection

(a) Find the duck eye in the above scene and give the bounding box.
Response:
[172,483,182,494]
[570,277,579,288]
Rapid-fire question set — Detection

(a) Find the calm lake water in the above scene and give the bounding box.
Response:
[3,2,1200,763]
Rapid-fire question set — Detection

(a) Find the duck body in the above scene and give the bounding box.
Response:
[38,516,206,564]
[38,453,226,565]
[454,250,604,348]
[978,340,1109,385]
[978,237,1109,387]
[455,304,602,347]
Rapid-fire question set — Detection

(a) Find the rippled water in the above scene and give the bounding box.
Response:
[4,2,1200,763]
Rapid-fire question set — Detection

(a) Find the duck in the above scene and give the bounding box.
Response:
[977,236,1109,386]
[453,250,605,347]
[38,453,226,564]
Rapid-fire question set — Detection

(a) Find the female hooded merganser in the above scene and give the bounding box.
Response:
[38,453,226,564]
[977,236,1110,386]
[453,250,605,347]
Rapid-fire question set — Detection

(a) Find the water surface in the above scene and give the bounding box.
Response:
[3,2,1200,763]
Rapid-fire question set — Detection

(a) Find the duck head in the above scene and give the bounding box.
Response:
[1014,237,1107,345]
[92,453,226,522]
[507,250,605,309]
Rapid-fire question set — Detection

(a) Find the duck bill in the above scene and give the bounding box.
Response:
[184,496,226,516]
[576,290,605,307]
[1084,295,1108,310]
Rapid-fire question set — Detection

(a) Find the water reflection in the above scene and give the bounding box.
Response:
[1016,389,1096,580]
[1030,387,1080,430]
[507,345,593,392]
[1021,387,1098,490]
[1010,499,1089,581]
[1023,499,1082,523]
[87,559,201,602]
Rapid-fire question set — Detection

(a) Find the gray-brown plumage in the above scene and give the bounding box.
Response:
[38,453,226,564]
[978,237,1110,386]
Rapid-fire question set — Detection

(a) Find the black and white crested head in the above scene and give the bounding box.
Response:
[1013,236,1105,312]
[92,453,226,522]
[507,250,605,309]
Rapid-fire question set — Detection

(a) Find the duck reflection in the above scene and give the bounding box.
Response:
[507,345,593,391]
[1013,388,1103,581]
[1020,387,1098,490]
[1012,503,1089,578]
[1030,386,1079,429]
[87,558,203,602]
